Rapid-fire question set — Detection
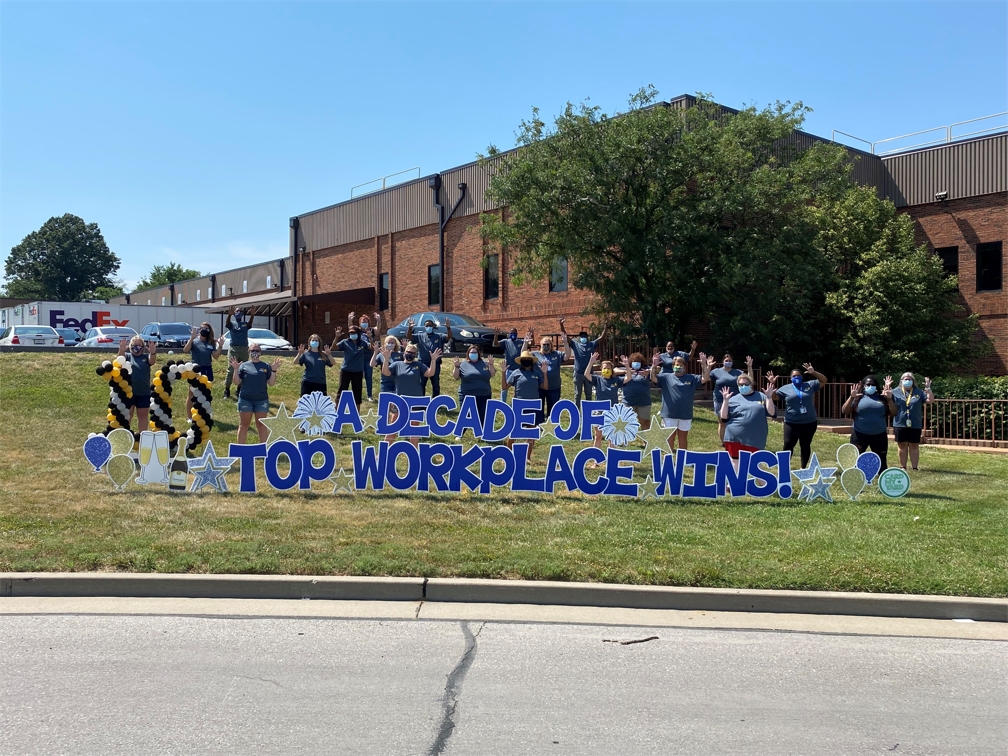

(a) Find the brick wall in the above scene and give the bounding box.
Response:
[900,191,1007,375]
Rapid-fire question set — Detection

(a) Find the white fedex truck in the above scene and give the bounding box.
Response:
[0,301,220,335]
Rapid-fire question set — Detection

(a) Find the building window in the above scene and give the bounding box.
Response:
[207,287,212,300]
[380,273,390,311]
[484,254,499,300]
[976,241,1003,292]
[428,265,441,306]
[147,300,151,306]
[178,293,183,304]
[935,246,958,277]
[221,284,227,297]
[242,280,248,293]
[266,275,272,288]
[324,311,330,324]
[196,289,201,302]
[161,296,166,306]
[549,258,568,292]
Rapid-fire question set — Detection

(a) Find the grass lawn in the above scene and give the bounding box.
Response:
[0,351,1005,596]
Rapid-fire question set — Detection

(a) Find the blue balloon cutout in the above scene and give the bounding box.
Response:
[83,435,113,473]
[855,451,882,483]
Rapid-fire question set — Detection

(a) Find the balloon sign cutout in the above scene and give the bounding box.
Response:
[855,451,882,484]
[835,443,860,471]
[106,454,136,490]
[108,427,136,457]
[83,434,112,472]
[840,467,867,500]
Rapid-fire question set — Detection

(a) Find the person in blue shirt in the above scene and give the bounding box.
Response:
[295,335,334,396]
[534,335,565,420]
[583,352,624,465]
[891,372,934,471]
[370,334,405,398]
[506,350,550,461]
[707,353,755,442]
[658,339,698,374]
[493,327,532,402]
[408,316,454,397]
[452,347,496,424]
[223,305,256,399]
[720,372,778,471]
[650,351,713,452]
[618,351,655,431]
[331,325,368,409]
[842,374,897,470]
[230,342,280,444]
[380,342,440,446]
[117,335,157,435]
[350,311,380,402]
[183,322,224,419]
[774,363,827,469]
[559,317,608,404]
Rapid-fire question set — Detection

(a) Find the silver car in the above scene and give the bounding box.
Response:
[0,325,64,346]
[76,326,139,348]
[221,328,293,351]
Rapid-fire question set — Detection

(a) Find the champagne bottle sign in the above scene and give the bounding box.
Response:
[169,438,189,492]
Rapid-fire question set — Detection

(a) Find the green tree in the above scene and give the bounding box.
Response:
[136,263,202,290]
[88,281,126,301]
[3,214,120,301]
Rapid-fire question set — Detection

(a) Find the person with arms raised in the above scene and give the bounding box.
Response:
[720,372,779,471]
[409,316,453,397]
[295,334,334,397]
[493,326,532,402]
[651,351,713,452]
[231,342,280,444]
[560,317,607,404]
[223,305,255,399]
[775,363,827,469]
[892,372,934,471]
[842,374,897,469]
[707,353,754,442]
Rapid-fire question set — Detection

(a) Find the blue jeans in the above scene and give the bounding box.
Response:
[238,398,270,414]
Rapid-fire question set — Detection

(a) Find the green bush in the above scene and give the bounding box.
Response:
[932,376,1008,400]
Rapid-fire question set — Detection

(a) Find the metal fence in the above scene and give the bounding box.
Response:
[923,399,1008,447]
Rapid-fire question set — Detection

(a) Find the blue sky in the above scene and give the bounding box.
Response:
[2,1,1005,291]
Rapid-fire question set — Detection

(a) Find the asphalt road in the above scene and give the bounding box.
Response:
[1,606,1004,755]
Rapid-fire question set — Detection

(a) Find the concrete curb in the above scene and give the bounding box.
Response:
[2,573,1005,622]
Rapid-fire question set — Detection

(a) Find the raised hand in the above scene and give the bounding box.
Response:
[407,318,415,330]
[297,344,306,357]
[453,355,461,368]
[349,311,356,322]
[720,386,732,402]
[430,348,443,362]
[525,327,534,341]
[558,317,565,328]
[487,355,495,369]
[802,362,815,374]
[652,346,660,356]
[334,327,343,340]
[119,338,129,351]
[373,312,380,322]
[217,335,226,347]
[701,352,715,369]
[323,344,332,357]
[229,356,240,371]
[190,327,199,341]
[883,375,893,397]
[924,376,932,390]
[850,382,861,398]
[746,355,754,368]
[271,357,282,370]
[765,371,778,389]
[620,354,629,367]
[591,351,601,364]
[651,351,661,367]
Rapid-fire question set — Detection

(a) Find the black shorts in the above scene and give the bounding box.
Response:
[128,394,151,410]
[894,427,922,444]
[194,364,214,382]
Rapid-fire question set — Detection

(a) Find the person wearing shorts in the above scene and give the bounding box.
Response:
[584,353,624,464]
[184,322,223,419]
[506,350,549,461]
[619,351,654,430]
[708,353,753,442]
[892,372,934,471]
[118,334,157,436]
[720,372,778,471]
[295,334,334,396]
[231,342,279,444]
[650,351,712,452]
[775,363,827,469]
[842,374,896,470]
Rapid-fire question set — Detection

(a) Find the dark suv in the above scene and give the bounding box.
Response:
[139,322,193,349]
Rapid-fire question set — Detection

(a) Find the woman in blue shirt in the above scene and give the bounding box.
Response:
[380,342,440,446]
[774,363,827,469]
[230,342,281,444]
[891,372,934,471]
[534,336,565,419]
[295,334,334,396]
[842,374,897,469]
[452,347,496,424]
[720,372,778,471]
[332,325,367,410]
[183,322,223,419]
[707,353,754,442]
[584,352,624,464]
[506,350,550,461]
[650,352,713,452]
[371,335,405,398]
[117,335,157,435]
[493,327,532,402]
[618,351,654,431]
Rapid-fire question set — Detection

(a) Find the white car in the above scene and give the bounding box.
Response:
[0,325,64,346]
[76,326,139,348]
[221,328,293,351]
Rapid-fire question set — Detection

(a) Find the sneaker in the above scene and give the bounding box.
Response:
[223,389,231,399]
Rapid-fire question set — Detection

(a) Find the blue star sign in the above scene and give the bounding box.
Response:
[188,441,238,493]
[792,452,837,502]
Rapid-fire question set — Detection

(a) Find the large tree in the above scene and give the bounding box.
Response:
[3,214,120,301]
[136,262,202,290]
[480,88,979,377]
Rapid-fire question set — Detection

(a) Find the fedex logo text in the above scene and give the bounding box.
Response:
[50,310,130,332]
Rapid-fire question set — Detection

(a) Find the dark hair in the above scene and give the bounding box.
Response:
[578,330,589,338]
[790,368,803,377]
[348,325,361,335]
[424,319,435,326]
[863,374,878,387]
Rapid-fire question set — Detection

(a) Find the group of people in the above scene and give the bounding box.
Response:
[111,311,936,474]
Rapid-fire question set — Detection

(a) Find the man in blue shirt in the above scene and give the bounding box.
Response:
[658,339,698,374]
[223,305,256,399]
[534,335,566,419]
[494,327,532,402]
[560,317,607,405]
[408,316,454,397]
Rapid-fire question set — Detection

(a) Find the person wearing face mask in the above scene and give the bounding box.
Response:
[559,317,608,404]
[452,347,496,424]
[658,339,698,374]
[720,372,778,470]
[650,351,713,452]
[381,342,441,445]
[843,374,897,469]
[506,350,550,460]
[295,334,334,397]
[407,317,453,397]
[230,342,280,444]
[351,311,380,402]
[117,335,158,434]
[707,353,755,442]
[493,326,532,402]
[534,336,566,419]
[331,325,367,409]
[183,322,224,418]
[223,305,255,399]
[892,372,934,471]
[618,352,654,431]
[371,335,405,398]
[774,362,827,469]
[584,352,625,464]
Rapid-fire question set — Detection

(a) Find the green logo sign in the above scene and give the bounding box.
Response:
[878,468,911,498]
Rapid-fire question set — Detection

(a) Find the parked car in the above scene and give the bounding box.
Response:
[138,322,193,349]
[0,325,64,346]
[386,312,503,354]
[55,327,83,346]
[76,326,138,348]
[221,328,293,352]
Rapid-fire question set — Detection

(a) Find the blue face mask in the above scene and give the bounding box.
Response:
[425,326,434,334]
[902,379,913,388]
[864,385,877,395]
[360,322,369,330]
[509,332,518,340]
[723,360,733,370]
[349,334,358,341]
[791,375,802,387]
[468,352,479,362]
[309,340,319,349]
[631,361,641,370]
[579,337,588,345]
[739,384,753,395]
